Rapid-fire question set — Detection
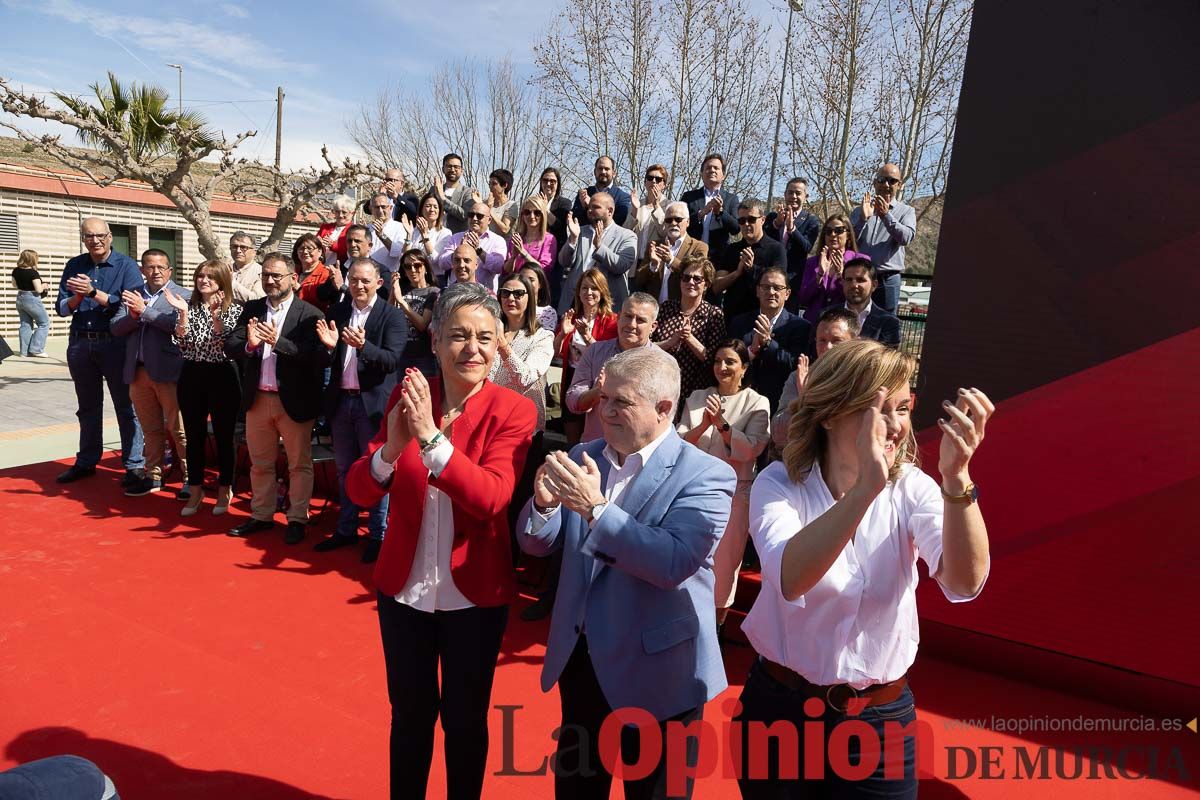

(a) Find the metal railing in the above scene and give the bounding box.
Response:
[896,272,933,381]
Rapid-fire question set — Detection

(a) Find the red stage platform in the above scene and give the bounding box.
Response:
[1,455,1196,798]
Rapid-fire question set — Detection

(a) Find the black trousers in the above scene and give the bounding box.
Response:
[177,360,240,486]
[555,638,702,800]
[376,593,509,800]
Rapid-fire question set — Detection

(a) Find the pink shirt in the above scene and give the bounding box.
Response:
[510,232,558,272]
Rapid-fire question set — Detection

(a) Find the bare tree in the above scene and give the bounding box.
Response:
[348,57,571,201]
[0,74,368,261]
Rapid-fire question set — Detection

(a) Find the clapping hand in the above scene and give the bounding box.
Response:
[315,319,339,349]
[330,266,344,290]
[856,389,889,496]
[703,393,722,427]
[65,274,94,297]
[794,354,810,393]
[254,319,278,347]
[380,395,412,463]
[737,247,754,274]
[861,192,875,220]
[121,290,146,317]
[938,388,994,484]
[560,308,577,338]
[341,324,366,350]
[629,189,641,212]
[532,462,559,510]
[592,219,605,250]
[399,368,437,442]
[565,212,581,243]
[162,286,189,313]
[577,188,590,208]
[542,451,605,519]
[752,314,772,349]
[463,231,481,250]
[872,195,890,217]
[415,216,429,235]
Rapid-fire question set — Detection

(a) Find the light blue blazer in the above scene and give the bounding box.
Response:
[518,431,736,721]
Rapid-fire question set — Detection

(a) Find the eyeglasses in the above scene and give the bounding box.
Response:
[230,244,254,251]
[498,288,528,299]
[664,216,685,224]
[467,212,488,220]
[825,226,847,235]
[738,216,762,225]
[759,284,788,294]
[541,176,558,184]
[875,176,900,186]
[645,175,665,183]
[262,273,292,283]
[297,246,320,254]
[82,233,110,241]
[142,264,171,273]
[680,274,706,284]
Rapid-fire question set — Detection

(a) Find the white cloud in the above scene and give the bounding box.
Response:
[220,3,248,18]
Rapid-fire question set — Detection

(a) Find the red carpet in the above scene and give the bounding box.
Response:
[1,455,1196,798]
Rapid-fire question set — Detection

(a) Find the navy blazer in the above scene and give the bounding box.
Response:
[518,432,735,721]
[729,308,812,413]
[571,185,632,227]
[110,280,190,384]
[680,186,740,261]
[323,296,407,423]
[225,296,331,422]
[823,303,901,349]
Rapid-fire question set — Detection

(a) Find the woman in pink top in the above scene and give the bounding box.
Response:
[737,339,994,798]
[503,195,557,278]
[790,212,866,324]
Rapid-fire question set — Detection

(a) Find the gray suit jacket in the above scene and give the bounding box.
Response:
[442,184,475,234]
[111,280,190,384]
[556,223,639,317]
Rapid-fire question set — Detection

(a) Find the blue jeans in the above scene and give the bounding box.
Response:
[872,272,901,316]
[332,392,388,540]
[66,334,144,470]
[16,291,49,355]
[734,659,918,799]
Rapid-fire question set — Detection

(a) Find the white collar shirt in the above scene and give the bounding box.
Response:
[340,294,378,391]
[257,294,294,391]
[742,461,986,689]
[847,300,873,330]
[702,186,723,243]
[369,219,408,271]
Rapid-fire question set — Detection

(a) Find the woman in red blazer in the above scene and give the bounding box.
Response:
[346,281,536,800]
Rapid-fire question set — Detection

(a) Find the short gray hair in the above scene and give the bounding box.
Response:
[624,291,660,320]
[664,201,688,219]
[604,347,680,415]
[332,194,356,213]
[431,281,502,335]
[229,230,256,247]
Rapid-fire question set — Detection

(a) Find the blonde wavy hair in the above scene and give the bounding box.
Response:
[783,339,918,484]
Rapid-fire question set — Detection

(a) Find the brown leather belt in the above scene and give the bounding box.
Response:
[758,658,908,712]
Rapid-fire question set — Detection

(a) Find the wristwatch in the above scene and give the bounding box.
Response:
[87,287,98,298]
[720,422,731,432]
[941,482,978,505]
[586,499,607,523]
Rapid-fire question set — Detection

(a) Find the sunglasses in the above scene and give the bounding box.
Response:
[467,212,488,220]
[645,175,665,183]
[738,216,762,225]
[680,274,706,284]
[498,288,528,299]
[875,177,900,186]
[825,226,847,235]
[664,216,685,224]
[522,209,543,216]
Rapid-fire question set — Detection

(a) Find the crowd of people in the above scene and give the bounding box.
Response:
[44,151,991,800]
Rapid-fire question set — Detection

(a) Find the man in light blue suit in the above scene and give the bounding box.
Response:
[111,248,190,498]
[519,346,736,800]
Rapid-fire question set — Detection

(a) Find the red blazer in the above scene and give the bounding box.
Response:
[317,222,351,264]
[346,378,537,607]
[555,311,618,362]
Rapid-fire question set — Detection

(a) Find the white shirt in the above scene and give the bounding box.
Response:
[656,235,685,304]
[256,294,294,392]
[369,439,473,612]
[341,294,377,391]
[701,186,722,244]
[848,300,873,330]
[742,461,986,689]
[369,219,408,272]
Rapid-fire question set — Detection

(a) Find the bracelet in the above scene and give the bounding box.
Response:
[418,430,445,454]
[534,502,560,515]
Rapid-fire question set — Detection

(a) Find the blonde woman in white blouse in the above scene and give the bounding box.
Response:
[736,338,993,797]
[677,338,771,630]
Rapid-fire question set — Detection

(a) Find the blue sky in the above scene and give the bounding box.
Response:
[0,0,566,169]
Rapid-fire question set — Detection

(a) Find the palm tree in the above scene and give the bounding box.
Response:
[54,71,216,160]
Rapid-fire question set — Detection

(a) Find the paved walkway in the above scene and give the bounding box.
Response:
[0,338,120,470]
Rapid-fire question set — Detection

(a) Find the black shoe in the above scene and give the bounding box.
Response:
[56,464,97,484]
[361,539,382,564]
[228,518,274,537]
[121,469,146,489]
[285,521,306,544]
[175,485,192,501]
[520,594,554,622]
[124,476,161,497]
[313,534,357,552]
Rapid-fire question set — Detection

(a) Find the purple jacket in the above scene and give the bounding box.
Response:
[791,249,868,324]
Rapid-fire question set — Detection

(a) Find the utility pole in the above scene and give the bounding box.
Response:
[275,86,284,172]
[166,64,183,115]
[766,0,802,210]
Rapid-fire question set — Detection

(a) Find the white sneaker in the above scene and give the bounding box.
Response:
[27,352,48,358]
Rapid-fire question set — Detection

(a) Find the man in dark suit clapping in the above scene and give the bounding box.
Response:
[313,258,407,563]
[680,153,740,264]
[225,253,332,544]
[728,266,812,414]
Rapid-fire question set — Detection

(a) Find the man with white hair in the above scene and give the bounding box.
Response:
[519,346,736,799]
[632,200,709,304]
